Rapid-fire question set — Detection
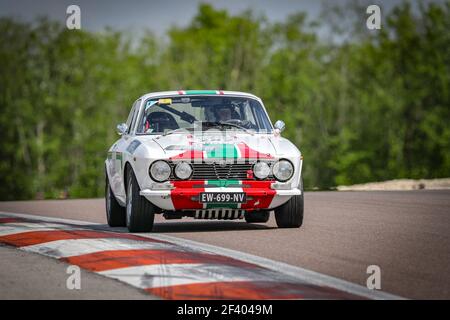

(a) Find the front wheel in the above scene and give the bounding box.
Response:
[126,168,155,232]
[274,179,304,228]
[274,194,304,228]
[105,173,126,227]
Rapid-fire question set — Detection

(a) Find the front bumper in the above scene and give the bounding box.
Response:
[139,180,301,211]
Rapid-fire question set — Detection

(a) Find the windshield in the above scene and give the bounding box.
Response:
[136,96,273,134]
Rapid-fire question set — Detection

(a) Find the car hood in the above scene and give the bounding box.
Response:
[138,131,297,160]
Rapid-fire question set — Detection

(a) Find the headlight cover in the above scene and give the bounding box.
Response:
[174,162,193,180]
[253,161,271,179]
[149,160,171,182]
[272,159,294,182]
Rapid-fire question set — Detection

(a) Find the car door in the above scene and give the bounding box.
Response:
[112,99,141,201]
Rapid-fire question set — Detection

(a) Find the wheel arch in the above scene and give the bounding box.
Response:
[124,161,132,196]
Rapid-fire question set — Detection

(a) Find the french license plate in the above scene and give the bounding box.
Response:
[199,192,246,204]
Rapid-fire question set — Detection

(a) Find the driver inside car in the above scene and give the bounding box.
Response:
[215,105,236,122]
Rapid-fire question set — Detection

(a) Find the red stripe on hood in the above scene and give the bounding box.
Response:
[170,149,204,160]
[237,142,274,159]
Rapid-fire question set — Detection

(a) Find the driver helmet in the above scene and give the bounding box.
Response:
[215,105,235,122]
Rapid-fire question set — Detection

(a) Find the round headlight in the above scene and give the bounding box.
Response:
[272,159,294,182]
[253,162,271,179]
[149,160,171,182]
[174,162,193,180]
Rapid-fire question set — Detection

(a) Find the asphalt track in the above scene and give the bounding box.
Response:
[0,190,449,299]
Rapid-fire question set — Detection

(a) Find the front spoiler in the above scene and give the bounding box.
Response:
[139,186,301,211]
[139,188,301,197]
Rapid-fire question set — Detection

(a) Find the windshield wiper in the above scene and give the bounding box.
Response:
[202,121,251,133]
[162,127,195,136]
[162,121,251,136]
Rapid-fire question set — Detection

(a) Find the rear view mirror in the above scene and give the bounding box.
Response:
[116,123,128,135]
[274,120,285,133]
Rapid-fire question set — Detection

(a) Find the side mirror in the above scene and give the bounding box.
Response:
[116,123,128,136]
[274,120,286,133]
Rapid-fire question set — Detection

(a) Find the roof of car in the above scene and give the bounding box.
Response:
[138,90,261,102]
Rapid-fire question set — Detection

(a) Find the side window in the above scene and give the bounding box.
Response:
[125,104,136,132]
[126,100,141,134]
[252,100,272,132]
[242,102,257,126]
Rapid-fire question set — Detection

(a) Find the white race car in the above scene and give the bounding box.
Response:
[105,90,304,232]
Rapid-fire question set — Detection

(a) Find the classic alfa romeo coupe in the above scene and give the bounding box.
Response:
[105,90,304,232]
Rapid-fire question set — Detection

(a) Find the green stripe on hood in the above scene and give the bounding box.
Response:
[205,144,238,159]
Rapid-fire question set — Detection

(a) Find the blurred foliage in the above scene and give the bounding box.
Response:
[0,2,449,200]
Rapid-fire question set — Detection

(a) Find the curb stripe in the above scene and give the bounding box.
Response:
[0,212,405,300]
[0,217,27,224]
[146,281,364,300]
[22,238,178,258]
[146,233,405,300]
[0,222,77,237]
[0,229,164,247]
[98,263,302,289]
[62,249,258,272]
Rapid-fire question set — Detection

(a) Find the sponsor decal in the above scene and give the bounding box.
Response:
[158,98,172,105]
[126,140,142,154]
[115,152,123,167]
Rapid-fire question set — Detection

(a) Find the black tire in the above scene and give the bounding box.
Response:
[105,174,126,227]
[126,168,155,232]
[274,179,304,228]
[244,211,270,223]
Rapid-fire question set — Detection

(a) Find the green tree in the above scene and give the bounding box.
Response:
[0,1,448,200]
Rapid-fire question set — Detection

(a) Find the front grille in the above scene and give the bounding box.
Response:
[169,161,273,180]
[194,162,253,180]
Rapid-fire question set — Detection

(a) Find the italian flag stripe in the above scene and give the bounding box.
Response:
[171,142,273,161]
[204,144,239,159]
[184,90,218,95]
[207,180,240,187]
